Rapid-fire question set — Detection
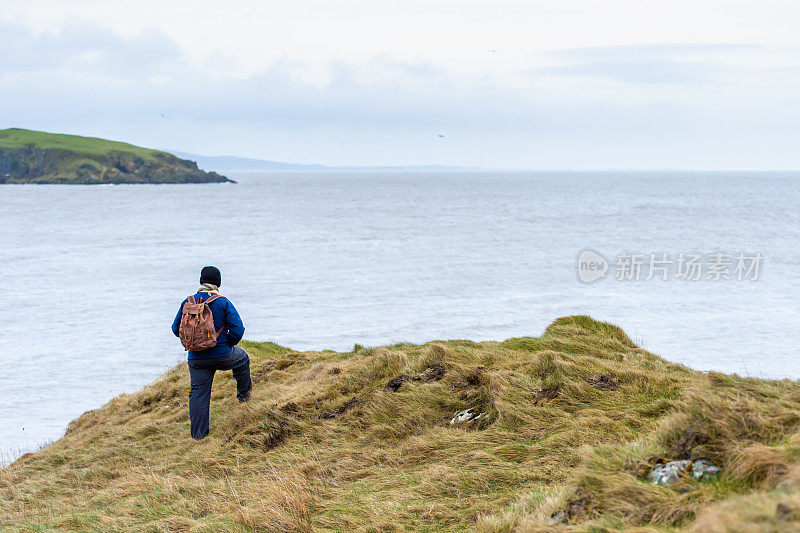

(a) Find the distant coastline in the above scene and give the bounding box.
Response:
[0,128,232,185]
[173,151,484,173]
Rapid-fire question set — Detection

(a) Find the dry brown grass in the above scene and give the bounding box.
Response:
[1,316,799,532]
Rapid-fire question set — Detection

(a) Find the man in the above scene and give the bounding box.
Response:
[172,266,251,439]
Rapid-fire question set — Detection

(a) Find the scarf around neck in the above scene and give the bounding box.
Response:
[197,283,220,295]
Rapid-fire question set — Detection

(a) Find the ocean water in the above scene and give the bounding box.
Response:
[1,171,798,463]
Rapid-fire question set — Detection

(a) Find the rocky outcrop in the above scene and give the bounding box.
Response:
[0,145,232,184]
[450,407,493,429]
[648,459,722,485]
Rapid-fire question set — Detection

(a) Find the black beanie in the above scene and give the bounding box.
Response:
[199,266,221,287]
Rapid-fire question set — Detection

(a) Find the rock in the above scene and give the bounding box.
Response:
[450,407,492,429]
[649,460,692,485]
[451,407,478,424]
[648,459,722,485]
[691,459,722,481]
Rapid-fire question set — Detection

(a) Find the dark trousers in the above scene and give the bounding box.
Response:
[187,346,252,439]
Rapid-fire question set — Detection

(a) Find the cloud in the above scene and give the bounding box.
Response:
[536,59,718,84]
[546,43,759,61]
[0,18,799,169]
[0,22,181,78]
[532,43,760,84]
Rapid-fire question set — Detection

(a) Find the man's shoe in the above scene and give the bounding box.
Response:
[238,394,251,403]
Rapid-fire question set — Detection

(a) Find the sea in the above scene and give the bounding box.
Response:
[1,171,798,463]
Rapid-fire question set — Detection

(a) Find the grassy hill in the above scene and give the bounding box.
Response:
[0,128,231,184]
[1,316,799,531]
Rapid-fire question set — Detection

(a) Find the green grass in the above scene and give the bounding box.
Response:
[0,128,166,161]
[1,316,798,532]
[0,128,229,184]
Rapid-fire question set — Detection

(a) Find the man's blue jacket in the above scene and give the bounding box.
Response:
[172,292,245,359]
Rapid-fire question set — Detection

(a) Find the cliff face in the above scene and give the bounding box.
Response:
[0,129,232,184]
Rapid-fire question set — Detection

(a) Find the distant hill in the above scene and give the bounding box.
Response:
[0,129,232,184]
[174,151,480,172]
[172,152,327,171]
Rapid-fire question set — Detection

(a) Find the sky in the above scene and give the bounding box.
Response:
[2,0,800,169]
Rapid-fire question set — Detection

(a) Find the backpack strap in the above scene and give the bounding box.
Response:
[203,294,223,305]
[201,294,226,338]
[188,295,196,304]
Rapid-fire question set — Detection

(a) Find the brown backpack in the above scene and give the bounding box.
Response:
[178,294,223,351]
